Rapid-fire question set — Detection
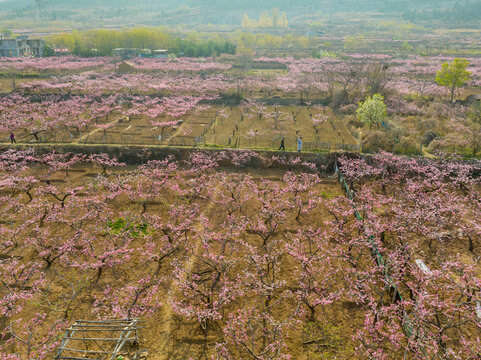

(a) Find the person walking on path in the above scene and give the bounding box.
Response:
[10,133,16,144]
[278,138,285,151]
[297,136,302,152]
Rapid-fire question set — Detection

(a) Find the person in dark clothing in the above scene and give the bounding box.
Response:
[279,138,285,151]
[10,133,16,144]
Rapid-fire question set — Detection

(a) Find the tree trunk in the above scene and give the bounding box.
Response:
[450,87,456,104]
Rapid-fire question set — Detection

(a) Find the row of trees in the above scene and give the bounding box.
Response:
[45,28,319,58]
[47,28,236,57]
[241,8,288,31]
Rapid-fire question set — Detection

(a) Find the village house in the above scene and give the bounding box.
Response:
[152,49,168,58]
[0,35,46,57]
[113,48,151,59]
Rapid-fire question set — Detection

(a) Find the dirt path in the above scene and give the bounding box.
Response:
[76,116,127,143]
[0,141,309,154]
[1,141,197,149]
[148,183,222,360]
[422,147,437,159]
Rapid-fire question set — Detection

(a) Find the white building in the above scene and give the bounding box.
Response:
[0,35,46,57]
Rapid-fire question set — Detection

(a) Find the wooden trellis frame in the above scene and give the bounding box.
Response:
[55,318,140,360]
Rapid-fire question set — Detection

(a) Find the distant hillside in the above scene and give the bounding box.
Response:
[0,0,461,14]
[0,0,476,30]
[0,0,29,11]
